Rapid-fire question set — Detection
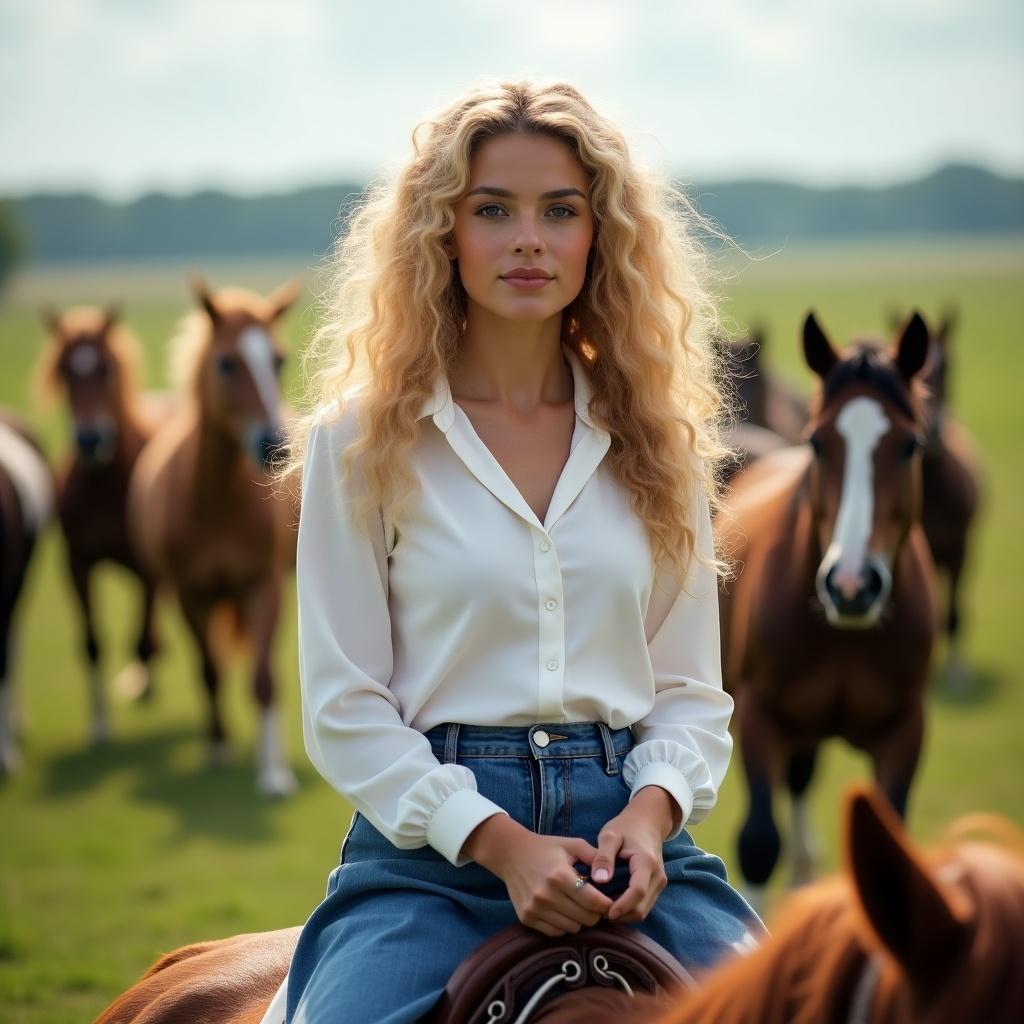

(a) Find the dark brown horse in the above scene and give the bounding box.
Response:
[0,408,54,774]
[34,305,173,743]
[916,309,985,691]
[714,326,810,484]
[93,786,1024,1024]
[128,274,301,795]
[716,312,937,909]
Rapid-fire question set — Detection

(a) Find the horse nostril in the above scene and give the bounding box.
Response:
[862,566,884,604]
[76,427,101,457]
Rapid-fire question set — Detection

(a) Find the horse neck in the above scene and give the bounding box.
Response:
[193,405,248,506]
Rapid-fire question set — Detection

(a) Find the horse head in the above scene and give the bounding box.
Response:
[183,273,301,472]
[38,303,140,466]
[800,310,930,628]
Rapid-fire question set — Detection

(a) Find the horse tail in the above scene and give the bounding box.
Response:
[207,600,250,666]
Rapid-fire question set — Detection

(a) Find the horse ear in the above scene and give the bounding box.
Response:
[267,277,303,324]
[845,785,971,986]
[188,270,220,325]
[802,311,838,379]
[41,303,63,338]
[748,321,767,354]
[102,303,121,333]
[936,305,958,349]
[893,311,930,381]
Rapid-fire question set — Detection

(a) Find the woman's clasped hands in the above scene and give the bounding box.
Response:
[463,786,677,937]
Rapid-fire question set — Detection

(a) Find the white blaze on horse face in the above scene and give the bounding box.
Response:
[825,397,890,600]
[238,326,280,421]
[68,344,100,376]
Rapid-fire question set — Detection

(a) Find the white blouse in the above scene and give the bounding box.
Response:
[297,343,734,869]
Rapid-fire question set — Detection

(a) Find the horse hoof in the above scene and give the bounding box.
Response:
[258,767,298,798]
[114,662,154,703]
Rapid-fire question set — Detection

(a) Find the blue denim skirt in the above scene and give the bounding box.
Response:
[285,721,764,1024]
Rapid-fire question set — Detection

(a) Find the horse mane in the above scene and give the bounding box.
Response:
[542,817,1024,1024]
[168,287,283,398]
[33,306,145,419]
[809,339,931,429]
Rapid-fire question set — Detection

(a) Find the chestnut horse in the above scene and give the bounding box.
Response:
[0,408,54,773]
[717,312,937,908]
[128,275,300,795]
[93,786,1024,1024]
[34,305,173,742]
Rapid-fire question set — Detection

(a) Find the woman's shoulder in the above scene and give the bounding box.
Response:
[308,389,367,451]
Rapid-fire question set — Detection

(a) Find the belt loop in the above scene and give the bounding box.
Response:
[443,722,461,765]
[597,722,618,776]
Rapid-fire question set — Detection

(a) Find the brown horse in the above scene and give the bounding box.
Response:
[128,274,301,795]
[916,309,985,691]
[716,312,937,908]
[0,408,54,773]
[34,305,173,743]
[93,786,1024,1024]
[536,785,1024,1024]
[714,326,810,484]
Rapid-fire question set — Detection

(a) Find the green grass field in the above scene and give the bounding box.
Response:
[1,239,1022,1022]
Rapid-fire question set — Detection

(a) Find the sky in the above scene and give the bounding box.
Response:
[0,0,1021,202]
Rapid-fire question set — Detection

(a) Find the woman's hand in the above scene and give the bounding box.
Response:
[590,786,677,923]
[463,816,615,937]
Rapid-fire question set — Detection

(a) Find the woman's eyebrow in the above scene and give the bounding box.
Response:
[466,186,587,201]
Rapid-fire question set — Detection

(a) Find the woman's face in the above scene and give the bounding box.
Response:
[447,132,595,325]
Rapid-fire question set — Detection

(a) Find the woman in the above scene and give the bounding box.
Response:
[276,78,763,1024]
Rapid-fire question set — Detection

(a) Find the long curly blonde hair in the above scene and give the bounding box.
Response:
[277,78,737,587]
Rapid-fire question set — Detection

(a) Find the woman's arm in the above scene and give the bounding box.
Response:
[297,408,508,867]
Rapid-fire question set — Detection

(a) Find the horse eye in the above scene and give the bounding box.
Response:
[215,354,236,378]
[272,352,286,375]
[808,433,824,458]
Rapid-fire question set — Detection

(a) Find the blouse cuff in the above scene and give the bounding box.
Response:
[426,789,510,868]
[627,761,694,841]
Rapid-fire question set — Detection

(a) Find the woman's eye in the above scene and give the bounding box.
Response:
[474,204,577,219]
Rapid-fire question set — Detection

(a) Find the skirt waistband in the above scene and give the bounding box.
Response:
[424,721,635,775]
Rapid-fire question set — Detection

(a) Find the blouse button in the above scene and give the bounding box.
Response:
[546,659,559,671]
[539,540,551,552]
[545,599,557,611]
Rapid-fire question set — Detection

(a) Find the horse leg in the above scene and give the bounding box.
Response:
[869,701,924,820]
[0,603,19,774]
[785,746,819,887]
[114,572,161,703]
[243,577,296,797]
[735,689,783,916]
[939,543,972,695]
[178,594,228,763]
[69,555,110,745]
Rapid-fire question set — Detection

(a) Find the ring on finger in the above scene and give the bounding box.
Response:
[573,872,589,890]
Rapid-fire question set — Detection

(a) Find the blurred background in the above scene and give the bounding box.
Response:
[1,2,1021,1020]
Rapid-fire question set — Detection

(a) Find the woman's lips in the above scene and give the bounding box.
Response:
[500,276,552,290]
